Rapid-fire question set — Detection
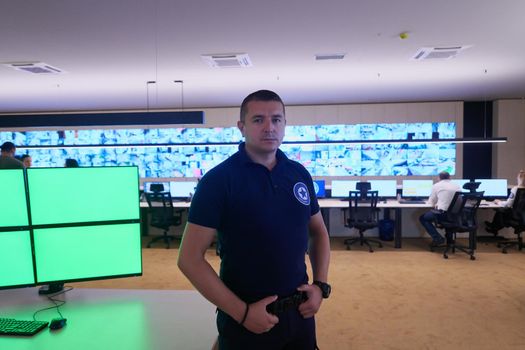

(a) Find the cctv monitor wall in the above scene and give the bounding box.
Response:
[474,179,509,198]
[401,179,433,198]
[368,180,398,198]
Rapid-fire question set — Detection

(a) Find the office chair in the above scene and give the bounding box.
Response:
[497,188,525,254]
[434,191,483,260]
[144,191,183,249]
[344,189,382,252]
[463,181,481,193]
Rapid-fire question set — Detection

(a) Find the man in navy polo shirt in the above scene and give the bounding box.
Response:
[178,90,331,349]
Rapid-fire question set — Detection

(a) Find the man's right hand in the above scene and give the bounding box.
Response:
[242,295,279,334]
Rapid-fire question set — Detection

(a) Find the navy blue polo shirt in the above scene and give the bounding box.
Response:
[188,143,320,302]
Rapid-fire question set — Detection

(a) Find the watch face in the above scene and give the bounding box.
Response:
[324,283,331,297]
[322,283,331,298]
[314,281,331,298]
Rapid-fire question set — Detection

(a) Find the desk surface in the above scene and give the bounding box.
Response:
[319,198,499,209]
[140,198,500,209]
[0,288,216,350]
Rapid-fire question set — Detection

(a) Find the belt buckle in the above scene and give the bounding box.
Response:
[266,291,307,314]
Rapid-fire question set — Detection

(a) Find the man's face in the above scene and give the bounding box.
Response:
[237,100,286,155]
[23,156,32,167]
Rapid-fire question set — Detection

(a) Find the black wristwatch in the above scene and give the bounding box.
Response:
[313,281,331,299]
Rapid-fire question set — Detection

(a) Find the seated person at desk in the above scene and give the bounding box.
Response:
[65,158,80,167]
[20,154,32,168]
[0,141,24,169]
[485,170,525,234]
[419,171,461,246]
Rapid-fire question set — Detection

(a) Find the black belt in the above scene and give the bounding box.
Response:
[266,291,308,314]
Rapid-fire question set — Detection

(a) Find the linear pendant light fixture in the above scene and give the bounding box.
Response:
[17,136,507,151]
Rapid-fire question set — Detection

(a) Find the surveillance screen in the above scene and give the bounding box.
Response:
[2,122,456,178]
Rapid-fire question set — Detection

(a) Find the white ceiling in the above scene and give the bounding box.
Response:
[1,0,525,114]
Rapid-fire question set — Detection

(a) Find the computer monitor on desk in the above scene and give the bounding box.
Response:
[0,167,143,292]
[474,179,508,199]
[368,180,397,199]
[170,181,198,201]
[451,179,470,191]
[330,180,358,198]
[401,179,433,199]
[313,180,326,198]
[0,169,35,289]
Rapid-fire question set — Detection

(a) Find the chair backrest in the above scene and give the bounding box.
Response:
[445,191,464,218]
[144,191,177,229]
[347,190,379,224]
[509,188,525,226]
[440,191,483,231]
[460,192,484,229]
[355,181,371,199]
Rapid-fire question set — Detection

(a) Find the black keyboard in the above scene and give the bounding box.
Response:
[0,318,49,336]
[398,199,426,204]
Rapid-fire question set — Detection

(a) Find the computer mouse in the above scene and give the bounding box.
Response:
[49,318,67,330]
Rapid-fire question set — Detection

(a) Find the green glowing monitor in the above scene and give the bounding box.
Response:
[0,169,29,227]
[34,223,142,283]
[27,166,140,225]
[0,231,35,289]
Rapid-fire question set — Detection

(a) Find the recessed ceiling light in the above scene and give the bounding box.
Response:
[3,62,65,74]
[201,53,252,68]
[315,53,346,61]
[411,46,472,60]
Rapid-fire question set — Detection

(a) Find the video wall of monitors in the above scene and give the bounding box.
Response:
[1,122,456,178]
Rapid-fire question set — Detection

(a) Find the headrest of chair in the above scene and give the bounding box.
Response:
[463,181,481,193]
[355,182,371,198]
[150,184,165,192]
[356,182,371,192]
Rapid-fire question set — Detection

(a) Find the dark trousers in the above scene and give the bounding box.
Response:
[488,208,512,231]
[217,308,317,350]
[419,209,446,242]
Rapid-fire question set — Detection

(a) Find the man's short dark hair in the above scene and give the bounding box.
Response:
[20,154,31,160]
[1,141,16,153]
[240,90,285,122]
[65,158,80,168]
[439,171,451,180]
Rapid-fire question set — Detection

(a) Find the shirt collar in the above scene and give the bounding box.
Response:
[237,142,288,167]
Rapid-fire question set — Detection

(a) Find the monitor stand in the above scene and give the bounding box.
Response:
[38,283,64,295]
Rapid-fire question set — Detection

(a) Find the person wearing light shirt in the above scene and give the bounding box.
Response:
[419,171,461,246]
[485,170,525,234]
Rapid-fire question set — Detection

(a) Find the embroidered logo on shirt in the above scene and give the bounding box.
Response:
[294,182,310,205]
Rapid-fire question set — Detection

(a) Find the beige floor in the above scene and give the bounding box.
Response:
[72,236,525,350]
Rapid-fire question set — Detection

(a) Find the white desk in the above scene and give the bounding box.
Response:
[318,199,499,248]
[140,198,499,248]
[0,288,216,350]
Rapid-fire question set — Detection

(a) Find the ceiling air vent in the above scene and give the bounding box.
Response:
[411,46,472,60]
[3,62,64,74]
[315,53,346,61]
[201,53,252,68]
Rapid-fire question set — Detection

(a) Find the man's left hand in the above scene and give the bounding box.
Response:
[296,283,323,318]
